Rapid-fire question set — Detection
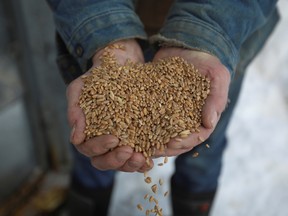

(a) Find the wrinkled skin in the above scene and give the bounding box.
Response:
[66,39,230,172]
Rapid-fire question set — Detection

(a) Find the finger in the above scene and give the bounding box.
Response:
[90,146,133,170]
[76,135,119,157]
[137,159,154,173]
[155,148,189,157]
[201,68,230,129]
[153,138,188,157]
[66,78,86,145]
[119,152,147,172]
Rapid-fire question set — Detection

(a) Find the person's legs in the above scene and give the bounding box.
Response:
[67,147,116,216]
[171,10,280,215]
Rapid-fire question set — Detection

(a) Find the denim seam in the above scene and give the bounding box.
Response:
[67,8,139,45]
[163,18,237,57]
[67,10,143,47]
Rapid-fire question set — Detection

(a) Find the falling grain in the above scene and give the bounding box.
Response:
[192,152,199,158]
[144,194,149,200]
[151,184,158,194]
[164,156,168,164]
[145,177,152,184]
[137,204,144,211]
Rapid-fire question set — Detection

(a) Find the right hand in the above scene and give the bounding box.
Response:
[66,39,153,172]
[153,47,231,157]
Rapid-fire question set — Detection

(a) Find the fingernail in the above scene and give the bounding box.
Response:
[70,125,76,143]
[210,111,218,128]
[116,151,131,162]
[128,160,140,168]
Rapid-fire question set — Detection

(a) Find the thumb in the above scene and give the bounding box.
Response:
[202,103,221,129]
[66,77,86,145]
[201,70,230,129]
[201,80,229,129]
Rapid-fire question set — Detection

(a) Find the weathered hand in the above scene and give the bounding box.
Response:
[153,47,231,156]
[66,39,153,172]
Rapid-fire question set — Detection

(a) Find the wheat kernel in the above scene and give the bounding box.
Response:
[192,152,199,158]
[137,204,143,211]
[164,156,168,164]
[198,136,205,142]
[151,184,158,194]
[159,178,164,186]
[145,177,152,184]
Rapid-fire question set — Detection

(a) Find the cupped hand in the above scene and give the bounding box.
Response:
[66,39,153,172]
[153,47,231,157]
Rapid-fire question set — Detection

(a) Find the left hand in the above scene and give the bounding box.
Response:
[153,47,231,157]
[67,39,153,172]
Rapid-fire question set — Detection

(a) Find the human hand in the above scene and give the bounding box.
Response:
[153,47,231,157]
[67,39,153,172]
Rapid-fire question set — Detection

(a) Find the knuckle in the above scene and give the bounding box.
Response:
[90,156,111,171]
[76,144,89,157]
[91,145,101,156]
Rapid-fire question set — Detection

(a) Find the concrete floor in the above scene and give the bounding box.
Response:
[110,2,288,216]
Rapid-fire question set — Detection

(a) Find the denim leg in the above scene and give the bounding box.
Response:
[172,73,245,194]
[171,10,280,193]
[65,147,115,216]
[71,146,116,189]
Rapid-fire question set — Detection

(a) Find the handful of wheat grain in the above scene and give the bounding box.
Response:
[78,44,210,216]
[79,45,210,163]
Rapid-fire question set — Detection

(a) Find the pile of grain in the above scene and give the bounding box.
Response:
[79,45,210,163]
[79,44,210,215]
